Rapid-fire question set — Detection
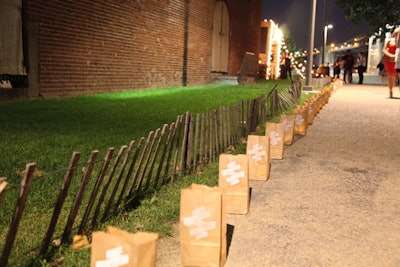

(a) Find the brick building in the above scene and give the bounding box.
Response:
[0,0,262,98]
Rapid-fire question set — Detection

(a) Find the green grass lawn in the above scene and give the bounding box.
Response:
[0,79,301,266]
[0,79,292,185]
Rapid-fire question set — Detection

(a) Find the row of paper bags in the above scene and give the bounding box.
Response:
[180,86,334,266]
[89,85,334,266]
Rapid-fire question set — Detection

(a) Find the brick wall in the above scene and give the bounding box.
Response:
[24,0,261,97]
[228,0,262,75]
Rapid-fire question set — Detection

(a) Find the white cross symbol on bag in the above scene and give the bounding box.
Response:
[222,161,245,186]
[183,206,217,240]
[248,144,266,162]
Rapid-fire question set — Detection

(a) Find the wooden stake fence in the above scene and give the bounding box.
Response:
[0,81,302,265]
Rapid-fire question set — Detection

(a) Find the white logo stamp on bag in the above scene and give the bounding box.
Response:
[248,144,266,162]
[222,161,245,186]
[295,114,304,125]
[95,246,129,267]
[282,119,292,131]
[269,131,282,146]
[183,206,216,240]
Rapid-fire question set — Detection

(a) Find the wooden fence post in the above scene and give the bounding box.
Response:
[192,114,200,172]
[172,115,183,180]
[162,122,178,185]
[227,106,232,146]
[106,142,135,211]
[246,99,252,135]
[101,145,129,221]
[81,148,115,234]
[40,152,81,255]
[124,138,144,195]
[153,124,173,188]
[115,140,143,212]
[260,94,266,123]
[223,106,228,149]
[239,99,245,137]
[219,107,224,151]
[181,112,190,174]
[145,124,168,190]
[186,114,194,173]
[199,113,205,168]
[268,87,279,118]
[213,110,219,158]
[0,163,36,267]
[204,111,210,163]
[207,110,212,162]
[132,131,155,192]
[129,133,154,194]
[61,151,98,244]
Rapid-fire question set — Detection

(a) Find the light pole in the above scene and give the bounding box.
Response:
[321,24,333,66]
[304,0,317,91]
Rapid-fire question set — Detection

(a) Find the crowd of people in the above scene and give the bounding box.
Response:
[333,50,367,85]
[278,28,400,99]
[332,27,400,99]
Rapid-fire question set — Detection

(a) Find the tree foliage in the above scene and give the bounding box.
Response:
[280,23,297,52]
[334,0,400,35]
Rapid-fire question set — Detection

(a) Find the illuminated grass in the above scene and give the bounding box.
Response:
[0,79,297,265]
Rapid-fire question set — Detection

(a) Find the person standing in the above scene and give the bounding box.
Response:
[333,56,341,80]
[395,27,400,90]
[357,51,367,84]
[377,56,387,86]
[342,50,355,84]
[279,52,287,79]
[284,53,292,80]
[382,28,399,98]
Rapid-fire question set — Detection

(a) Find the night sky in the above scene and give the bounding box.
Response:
[262,0,369,50]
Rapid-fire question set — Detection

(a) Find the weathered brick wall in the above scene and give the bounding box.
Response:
[24,0,261,97]
[228,0,262,76]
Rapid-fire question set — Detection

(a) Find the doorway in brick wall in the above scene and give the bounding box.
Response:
[211,1,229,73]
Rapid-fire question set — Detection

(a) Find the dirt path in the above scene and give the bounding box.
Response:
[157,83,400,266]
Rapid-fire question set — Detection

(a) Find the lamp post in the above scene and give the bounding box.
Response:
[304,0,317,91]
[321,24,333,66]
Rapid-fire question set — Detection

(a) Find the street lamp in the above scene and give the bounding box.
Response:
[321,24,333,66]
[304,0,317,91]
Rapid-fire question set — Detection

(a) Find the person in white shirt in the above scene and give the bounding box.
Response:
[357,51,367,84]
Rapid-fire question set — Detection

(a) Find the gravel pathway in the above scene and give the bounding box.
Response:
[157,83,400,266]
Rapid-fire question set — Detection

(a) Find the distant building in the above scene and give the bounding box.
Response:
[0,0,262,98]
[258,19,283,80]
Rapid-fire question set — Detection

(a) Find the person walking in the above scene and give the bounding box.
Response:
[382,28,399,98]
[377,56,387,86]
[342,50,355,84]
[357,52,367,84]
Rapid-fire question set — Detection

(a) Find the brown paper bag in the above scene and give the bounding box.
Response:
[265,122,284,160]
[246,135,270,181]
[306,98,317,125]
[279,114,295,145]
[218,154,250,214]
[180,184,227,267]
[91,226,158,267]
[293,105,309,135]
